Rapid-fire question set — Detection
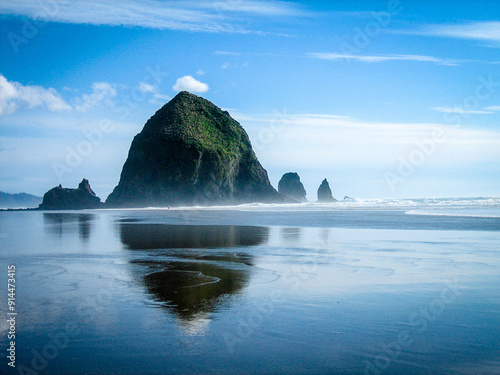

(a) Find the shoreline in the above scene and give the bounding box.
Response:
[2,196,499,213]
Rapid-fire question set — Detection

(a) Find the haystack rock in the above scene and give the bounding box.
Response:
[278,172,307,202]
[106,91,282,207]
[317,178,337,202]
[39,179,103,210]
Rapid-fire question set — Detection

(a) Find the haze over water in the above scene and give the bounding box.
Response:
[1,198,499,374]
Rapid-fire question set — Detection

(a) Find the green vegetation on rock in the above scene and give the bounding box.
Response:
[106,91,281,207]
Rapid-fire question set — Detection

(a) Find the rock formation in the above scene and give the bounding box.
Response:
[106,91,282,207]
[278,172,307,202]
[39,179,103,210]
[317,178,336,202]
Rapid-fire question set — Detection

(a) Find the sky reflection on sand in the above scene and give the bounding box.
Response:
[0,209,499,374]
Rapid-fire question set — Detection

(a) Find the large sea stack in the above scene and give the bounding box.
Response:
[106,91,281,207]
[278,172,307,202]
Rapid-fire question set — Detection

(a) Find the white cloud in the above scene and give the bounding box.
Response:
[0,74,72,116]
[138,82,170,102]
[307,53,467,66]
[331,11,393,19]
[483,106,500,111]
[138,82,156,93]
[210,1,306,16]
[410,21,500,43]
[431,107,494,115]
[0,0,307,34]
[172,76,209,93]
[214,51,242,56]
[241,112,500,169]
[72,82,117,112]
[0,75,175,117]
[152,93,171,102]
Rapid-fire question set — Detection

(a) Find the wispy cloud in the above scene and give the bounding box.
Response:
[138,82,156,93]
[483,105,500,111]
[396,21,500,45]
[329,10,394,19]
[0,0,307,34]
[210,1,306,16]
[139,82,170,102]
[431,107,494,115]
[72,82,117,112]
[307,53,467,66]
[214,51,243,56]
[0,74,71,116]
[241,112,500,170]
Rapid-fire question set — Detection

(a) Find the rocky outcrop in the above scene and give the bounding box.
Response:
[106,91,282,207]
[317,178,336,202]
[278,172,307,202]
[38,179,103,210]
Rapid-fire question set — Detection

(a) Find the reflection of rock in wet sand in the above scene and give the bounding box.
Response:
[143,261,250,322]
[43,213,93,241]
[120,224,268,328]
[120,224,268,249]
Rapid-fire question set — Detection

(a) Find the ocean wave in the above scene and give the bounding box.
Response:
[132,197,500,212]
[405,209,500,219]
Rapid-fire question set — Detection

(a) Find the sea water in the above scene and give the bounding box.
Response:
[0,198,499,374]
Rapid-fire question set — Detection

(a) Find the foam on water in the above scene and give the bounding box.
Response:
[405,209,500,218]
[134,196,500,216]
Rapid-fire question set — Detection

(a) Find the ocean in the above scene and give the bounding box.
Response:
[0,198,499,374]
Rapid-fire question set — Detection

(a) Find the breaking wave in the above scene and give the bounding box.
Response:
[135,197,500,216]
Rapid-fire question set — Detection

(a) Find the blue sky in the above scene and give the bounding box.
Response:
[0,0,499,200]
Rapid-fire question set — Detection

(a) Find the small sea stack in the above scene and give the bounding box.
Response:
[317,178,337,202]
[278,172,307,202]
[39,179,103,210]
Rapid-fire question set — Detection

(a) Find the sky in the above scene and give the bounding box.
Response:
[0,0,499,200]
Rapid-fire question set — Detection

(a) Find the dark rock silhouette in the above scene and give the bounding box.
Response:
[106,91,282,207]
[143,262,250,322]
[43,213,94,241]
[278,172,307,202]
[343,196,354,201]
[38,179,103,210]
[119,224,269,250]
[317,178,336,202]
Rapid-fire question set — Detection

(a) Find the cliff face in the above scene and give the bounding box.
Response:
[39,179,102,210]
[278,172,307,202]
[106,91,281,207]
[317,178,336,202]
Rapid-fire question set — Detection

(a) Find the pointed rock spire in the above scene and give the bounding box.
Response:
[317,178,336,202]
